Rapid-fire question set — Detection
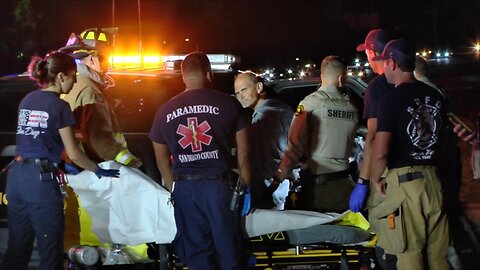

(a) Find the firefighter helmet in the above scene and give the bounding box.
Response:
[59,28,116,59]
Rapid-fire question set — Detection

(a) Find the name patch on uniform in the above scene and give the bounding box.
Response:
[167,105,219,123]
[327,109,356,120]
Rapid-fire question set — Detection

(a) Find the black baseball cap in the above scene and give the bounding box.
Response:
[372,39,415,67]
[356,29,390,54]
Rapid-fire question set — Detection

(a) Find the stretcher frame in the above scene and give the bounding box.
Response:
[162,231,376,270]
[246,230,376,270]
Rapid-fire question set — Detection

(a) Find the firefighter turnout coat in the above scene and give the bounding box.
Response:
[62,74,139,166]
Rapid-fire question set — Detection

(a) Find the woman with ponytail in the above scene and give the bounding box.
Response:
[1,51,119,270]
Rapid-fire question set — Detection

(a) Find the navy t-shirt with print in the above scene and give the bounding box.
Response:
[377,81,447,169]
[149,88,249,175]
[16,90,76,162]
[363,74,394,120]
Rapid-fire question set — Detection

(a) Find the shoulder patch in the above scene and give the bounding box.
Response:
[295,104,304,116]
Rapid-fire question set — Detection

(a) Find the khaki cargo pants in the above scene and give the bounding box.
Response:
[369,166,451,270]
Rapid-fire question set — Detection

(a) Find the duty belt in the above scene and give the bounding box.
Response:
[398,171,424,183]
[15,156,58,167]
[174,173,228,181]
[312,169,350,184]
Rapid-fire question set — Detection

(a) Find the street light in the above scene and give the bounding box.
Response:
[474,43,480,52]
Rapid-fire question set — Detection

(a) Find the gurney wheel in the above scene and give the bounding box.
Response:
[146,243,172,270]
[340,250,349,270]
[158,244,169,270]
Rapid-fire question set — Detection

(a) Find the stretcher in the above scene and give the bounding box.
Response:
[246,210,376,270]
[245,223,376,270]
[66,162,377,269]
[162,211,377,269]
[166,238,376,270]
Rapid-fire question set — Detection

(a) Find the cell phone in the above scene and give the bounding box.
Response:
[447,112,473,134]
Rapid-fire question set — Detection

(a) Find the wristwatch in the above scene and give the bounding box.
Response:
[357,177,370,185]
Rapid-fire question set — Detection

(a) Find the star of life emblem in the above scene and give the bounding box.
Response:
[177,117,212,152]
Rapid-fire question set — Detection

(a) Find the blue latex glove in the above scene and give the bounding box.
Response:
[349,183,368,212]
[64,163,81,175]
[241,186,251,216]
[95,167,120,179]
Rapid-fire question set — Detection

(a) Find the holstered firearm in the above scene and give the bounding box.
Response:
[230,177,243,211]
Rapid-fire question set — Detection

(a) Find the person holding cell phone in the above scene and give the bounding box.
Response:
[449,112,477,145]
[450,112,480,180]
[415,55,463,269]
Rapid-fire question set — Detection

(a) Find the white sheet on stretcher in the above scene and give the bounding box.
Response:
[67,161,176,246]
[245,209,347,238]
[68,163,353,245]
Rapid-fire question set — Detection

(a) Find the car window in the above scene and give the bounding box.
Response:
[110,74,185,133]
[267,77,366,123]
[273,84,319,110]
[0,76,36,132]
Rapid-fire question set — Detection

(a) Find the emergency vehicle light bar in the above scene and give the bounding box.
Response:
[111,53,239,70]
[110,55,162,66]
[163,54,239,71]
[162,54,238,64]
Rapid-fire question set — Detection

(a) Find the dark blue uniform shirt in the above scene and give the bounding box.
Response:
[16,90,76,162]
[149,88,249,175]
[363,74,394,120]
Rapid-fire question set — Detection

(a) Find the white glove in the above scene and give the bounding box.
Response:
[290,168,301,181]
[272,180,290,210]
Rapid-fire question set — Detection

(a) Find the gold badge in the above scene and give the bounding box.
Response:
[295,104,304,116]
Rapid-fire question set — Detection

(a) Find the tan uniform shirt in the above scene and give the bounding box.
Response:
[282,86,358,174]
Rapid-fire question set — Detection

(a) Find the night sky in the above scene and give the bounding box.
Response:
[1,0,479,74]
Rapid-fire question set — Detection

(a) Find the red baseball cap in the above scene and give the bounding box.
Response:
[356,29,390,54]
